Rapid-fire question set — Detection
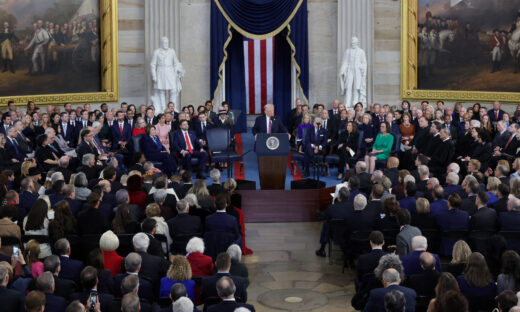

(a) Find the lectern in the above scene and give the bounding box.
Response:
[255,133,290,190]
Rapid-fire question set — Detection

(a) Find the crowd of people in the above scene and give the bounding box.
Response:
[0,99,255,312]
[308,100,520,311]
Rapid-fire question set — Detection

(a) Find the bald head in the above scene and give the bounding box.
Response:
[419,252,436,271]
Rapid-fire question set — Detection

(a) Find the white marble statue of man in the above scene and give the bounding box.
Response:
[150,37,185,113]
[339,37,367,108]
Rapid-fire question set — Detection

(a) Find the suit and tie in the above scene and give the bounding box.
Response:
[205,211,242,246]
[488,109,505,122]
[61,122,76,146]
[5,136,25,162]
[172,129,209,172]
[401,250,442,275]
[304,127,327,173]
[252,115,288,135]
[58,255,84,283]
[363,284,416,312]
[112,273,154,301]
[111,121,132,150]
[142,135,177,176]
[76,140,98,161]
[201,273,248,306]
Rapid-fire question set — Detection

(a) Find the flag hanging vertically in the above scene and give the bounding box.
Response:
[243,37,274,115]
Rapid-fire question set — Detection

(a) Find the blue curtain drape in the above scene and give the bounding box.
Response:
[210,0,308,132]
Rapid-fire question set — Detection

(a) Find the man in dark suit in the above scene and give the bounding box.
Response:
[19,177,38,218]
[112,252,154,302]
[315,187,353,257]
[24,291,46,312]
[174,171,193,200]
[207,276,255,312]
[193,111,211,148]
[363,268,416,312]
[201,253,248,309]
[399,182,417,215]
[252,104,288,136]
[443,114,459,141]
[43,255,77,300]
[428,129,454,176]
[132,232,170,295]
[141,218,165,258]
[460,180,479,215]
[208,169,224,197]
[499,197,520,231]
[444,172,463,197]
[403,252,441,312]
[14,120,33,154]
[145,107,158,125]
[62,185,82,216]
[346,194,379,233]
[303,117,328,177]
[492,120,510,149]
[167,199,202,241]
[396,209,422,258]
[0,115,11,136]
[70,266,114,312]
[160,283,201,312]
[492,123,520,163]
[0,263,24,312]
[5,126,25,162]
[76,129,98,162]
[320,110,337,144]
[437,194,469,256]
[491,183,510,214]
[77,192,109,235]
[328,99,340,120]
[111,110,132,151]
[205,194,242,246]
[111,275,158,312]
[487,101,505,123]
[356,231,386,284]
[36,272,68,312]
[383,157,399,187]
[60,112,76,147]
[469,191,497,233]
[173,120,209,178]
[356,161,373,195]
[430,185,448,216]
[55,238,84,284]
[400,236,441,275]
[366,184,384,215]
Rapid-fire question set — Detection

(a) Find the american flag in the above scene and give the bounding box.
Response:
[243,36,275,115]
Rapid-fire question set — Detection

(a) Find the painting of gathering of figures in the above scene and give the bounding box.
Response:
[418,0,520,93]
[0,0,101,97]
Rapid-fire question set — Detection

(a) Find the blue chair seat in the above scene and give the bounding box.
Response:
[325,154,340,164]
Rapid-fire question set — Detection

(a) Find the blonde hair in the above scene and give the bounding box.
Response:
[24,239,41,265]
[69,173,77,186]
[510,178,520,197]
[469,159,481,171]
[43,171,54,189]
[416,198,430,214]
[145,203,161,218]
[451,240,471,264]
[167,256,192,281]
[0,261,13,283]
[486,177,500,193]
[223,178,237,193]
[188,180,210,199]
[22,160,36,177]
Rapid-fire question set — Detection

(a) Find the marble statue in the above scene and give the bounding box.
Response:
[150,37,185,113]
[339,37,367,108]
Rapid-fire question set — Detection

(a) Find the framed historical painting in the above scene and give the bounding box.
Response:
[0,0,118,106]
[401,0,520,102]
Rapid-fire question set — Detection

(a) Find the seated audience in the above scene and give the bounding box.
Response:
[70,266,115,312]
[497,250,520,294]
[206,276,255,312]
[227,244,249,285]
[99,230,123,276]
[36,271,68,312]
[160,255,195,300]
[85,248,113,294]
[0,263,24,312]
[186,237,214,277]
[446,240,471,278]
[411,198,438,230]
[401,236,441,275]
[77,192,109,235]
[132,232,170,295]
[356,231,386,287]
[426,272,468,312]
[205,193,242,246]
[43,255,77,300]
[363,268,416,312]
[437,194,469,256]
[403,252,441,311]
[456,252,497,311]
[113,252,154,302]
[396,209,422,257]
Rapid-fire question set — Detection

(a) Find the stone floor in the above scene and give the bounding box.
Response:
[241,222,357,312]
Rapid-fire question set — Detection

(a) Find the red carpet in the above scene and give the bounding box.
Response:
[288,151,303,181]
[234,133,245,180]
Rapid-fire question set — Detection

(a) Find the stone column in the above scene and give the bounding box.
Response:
[337,0,374,106]
[145,0,181,109]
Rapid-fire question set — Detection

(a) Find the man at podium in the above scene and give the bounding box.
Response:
[252,104,289,138]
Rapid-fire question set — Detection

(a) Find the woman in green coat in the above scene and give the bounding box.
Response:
[365,121,394,173]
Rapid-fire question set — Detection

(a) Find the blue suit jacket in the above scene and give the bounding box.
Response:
[142,135,167,161]
[19,190,37,218]
[305,127,328,154]
[437,209,469,255]
[0,124,8,136]
[172,130,202,153]
[363,284,416,312]
[500,211,520,231]
[111,122,132,149]
[49,192,65,208]
[430,199,448,216]
[399,197,417,214]
[488,109,505,122]
[45,293,68,312]
[65,197,83,216]
[61,123,76,146]
[5,137,24,162]
[401,250,442,275]
[252,115,288,135]
[113,273,154,302]
[58,256,84,283]
[205,212,241,242]
[443,184,463,197]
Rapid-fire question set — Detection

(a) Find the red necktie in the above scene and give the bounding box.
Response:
[505,134,513,149]
[119,124,123,135]
[495,111,498,121]
[268,119,272,134]
[184,131,193,154]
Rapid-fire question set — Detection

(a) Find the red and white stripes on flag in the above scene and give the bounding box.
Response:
[243,37,274,115]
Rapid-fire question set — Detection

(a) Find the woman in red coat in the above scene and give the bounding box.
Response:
[185,237,214,276]
[127,174,147,209]
[99,230,123,276]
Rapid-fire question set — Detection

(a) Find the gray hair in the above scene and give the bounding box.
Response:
[176,199,189,212]
[124,252,142,273]
[153,189,167,204]
[509,198,520,212]
[373,170,383,181]
[210,169,221,182]
[143,161,154,172]
[44,127,55,135]
[447,172,459,185]
[171,297,194,312]
[54,238,70,255]
[51,172,64,183]
[36,272,55,293]
[184,194,199,208]
[132,233,150,251]
[374,254,404,280]
[116,189,129,204]
[470,119,481,128]
[186,237,205,253]
[227,244,242,262]
[121,274,139,295]
[121,293,140,312]
[43,255,61,274]
[448,162,460,174]
[440,128,451,137]
[92,121,101,129]
[418,165,429,177]
[107,157,118,168]
[216,276,236,298]
[403,175,415,184]
[384,290,406,312]
[82,153,95,166]
[100,230,120,251]
[411,236,427,250]
[496,164,509,176]
[382,268,401,284]
[58,156,69,167]
[429,178,439,187]
[353,194,367,211]
[356,161,367,172]
[0,264,8,283]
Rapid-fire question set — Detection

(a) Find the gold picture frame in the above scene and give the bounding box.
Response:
[401,0,520,103]
[0,0,119,106]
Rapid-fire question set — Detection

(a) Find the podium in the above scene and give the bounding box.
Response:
[255,133,290,190]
